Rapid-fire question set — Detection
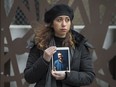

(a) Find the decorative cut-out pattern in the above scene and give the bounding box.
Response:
[1,0,116,87]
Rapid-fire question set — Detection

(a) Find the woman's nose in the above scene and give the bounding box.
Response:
[62,20,66,27]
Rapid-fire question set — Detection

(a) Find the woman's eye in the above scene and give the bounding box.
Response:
[55,17,70,22]
[65,18,70,22]
[56,18,62,22]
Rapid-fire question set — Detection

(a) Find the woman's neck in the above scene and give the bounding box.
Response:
[54,36,65,47]
[54,34,66,38]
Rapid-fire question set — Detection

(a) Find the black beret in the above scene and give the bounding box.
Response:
[44,4,74,24]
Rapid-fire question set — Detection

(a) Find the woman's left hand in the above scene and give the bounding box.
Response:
[51,70,66,80]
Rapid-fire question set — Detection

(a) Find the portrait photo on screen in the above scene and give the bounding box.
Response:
[52,47,70,72]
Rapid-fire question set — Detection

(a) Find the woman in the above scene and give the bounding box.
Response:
[24,4,95,87]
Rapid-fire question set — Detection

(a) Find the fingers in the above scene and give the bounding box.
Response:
[51,70,60,80]
[45,46,56,55]
[43,46,56,62]
[51,70,66,80]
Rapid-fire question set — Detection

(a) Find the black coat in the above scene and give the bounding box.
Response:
[24,30,95,87]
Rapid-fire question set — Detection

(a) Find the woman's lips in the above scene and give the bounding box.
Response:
[61,29,67,32]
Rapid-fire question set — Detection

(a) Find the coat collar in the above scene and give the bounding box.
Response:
[71,29,94,49]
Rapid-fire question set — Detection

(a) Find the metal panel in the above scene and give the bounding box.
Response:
[0,0,116,87]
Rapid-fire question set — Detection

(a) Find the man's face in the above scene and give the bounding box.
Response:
[58,53,63,60]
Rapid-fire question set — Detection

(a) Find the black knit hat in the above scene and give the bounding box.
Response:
[44,4,74,24]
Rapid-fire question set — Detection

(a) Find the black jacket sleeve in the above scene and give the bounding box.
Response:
[24,45,49,83]
[63,44,95,86]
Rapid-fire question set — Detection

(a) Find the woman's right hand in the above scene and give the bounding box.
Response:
[43,46,56,62]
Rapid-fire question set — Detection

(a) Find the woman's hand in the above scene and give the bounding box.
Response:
[43,46,56,62]
[51,70,66,80]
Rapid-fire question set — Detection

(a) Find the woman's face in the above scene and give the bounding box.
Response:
[52,15,71,38]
